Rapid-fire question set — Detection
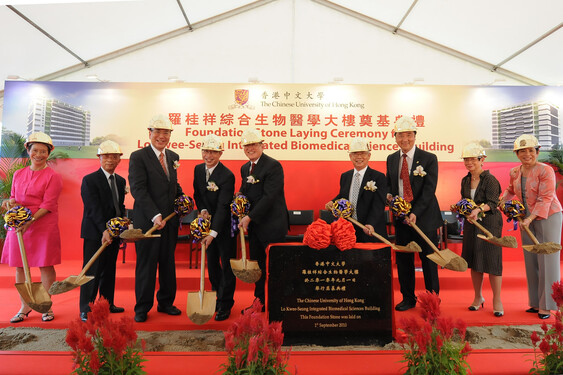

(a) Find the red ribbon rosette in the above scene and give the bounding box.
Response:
[331,218,356,251]
[303,219,332,250]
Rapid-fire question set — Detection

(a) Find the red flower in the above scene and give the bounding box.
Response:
[247,336,259,363]
[551,281,563,307]
[89,350,101,372]
[331,218,356,251]
[224,331,235,353]
[460,341,472,356]
[268,321,284,348]
[539,339,550,354]
[435,335,443,352]
[235,348,245,368]
[303,219,332,249]
[542,322,549,332]
[455,318,467,339]
[418,291,441,323]
[437,317,454,339]
[531,331,540,346]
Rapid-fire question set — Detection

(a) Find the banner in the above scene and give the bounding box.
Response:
[2,81,562,161]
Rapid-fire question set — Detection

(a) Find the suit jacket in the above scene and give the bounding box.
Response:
[239,153,289,243]
[193,162,235,235]
[128,146,183,230]
[386,147,442,233]
[503,162,562,220]
[333,166,388,240]
[81,168,126,241]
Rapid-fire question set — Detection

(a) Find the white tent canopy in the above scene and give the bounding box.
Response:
[1,0,562,116]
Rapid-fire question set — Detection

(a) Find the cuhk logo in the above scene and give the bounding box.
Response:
[235,89,249,106]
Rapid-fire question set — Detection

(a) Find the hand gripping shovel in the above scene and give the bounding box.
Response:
[229,195,262,283]
[518,218,561,254]
[50,217,131,295]
[15,232,52,313]
[187,242,216,325]
[389,196,467,272]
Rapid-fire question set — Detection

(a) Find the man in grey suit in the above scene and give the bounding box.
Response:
[129,115,184,322]
[238,128,289,311]
[193,134,237,321]
[386,117,442,311]
[79,140,126,321]
[325,137,388,242]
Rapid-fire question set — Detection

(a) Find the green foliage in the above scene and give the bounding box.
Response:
[91,134,122,146]
[540,145,563,176]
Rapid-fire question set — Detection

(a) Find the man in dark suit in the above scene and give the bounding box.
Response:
[129,115,184,322]
[325,137,388,242]
[79,140,126,321]
[193,134,237,321]
[386,116,442,311]
[238,128,289,310]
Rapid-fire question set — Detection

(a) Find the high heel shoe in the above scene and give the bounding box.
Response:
[494,310,504,317]
[468,299,485,311]
[10,310,31,323]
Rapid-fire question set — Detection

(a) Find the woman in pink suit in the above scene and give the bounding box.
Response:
[1,132,62,323]
[501,134,562,320]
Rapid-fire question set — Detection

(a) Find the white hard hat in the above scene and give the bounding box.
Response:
[461,143,486,159]
[240,128,264,146]
[148,114,173,131]
[513,134,540,151]
[348,137,370,153]
[202,134,224,151]
[97,140,123,155]
[394,116,417,134]
[25,132,54,151]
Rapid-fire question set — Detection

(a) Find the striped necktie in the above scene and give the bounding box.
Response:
[401,154,413,202]
[159,152,168,177]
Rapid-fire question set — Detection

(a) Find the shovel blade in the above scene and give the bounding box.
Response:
[187,290,217,325]
[393,241,422,253]
[48,275,95,295]
[15,282,52,313]
[230,258,262,283]
[477,234,518,249]
[427,249,467,272]
[523,242,561,255]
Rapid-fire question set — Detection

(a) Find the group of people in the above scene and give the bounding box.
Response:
[1,114,561,324]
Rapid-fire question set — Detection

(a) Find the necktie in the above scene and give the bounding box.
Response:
[206,169,211,182]
[350,172,361,219]
[159,152,168,177]
[249,162,255,175]
[401,154,413,202]
[109,175,121,216]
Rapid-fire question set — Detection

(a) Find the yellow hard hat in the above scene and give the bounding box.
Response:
[202,134,224,151]
[25,132,54,151]
[461,143,486,159]
[394,116,417,133]
[348,137,370,153]
[513,134,540,151]
[97,140,123,155]
[148,114,173,131]
[240,128,264,146]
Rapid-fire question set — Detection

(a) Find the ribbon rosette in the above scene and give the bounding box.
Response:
[303,219,332,250]
[190,217,211,242]
[174,194,195,217]
[499,199,525,230]
[246,175,260,184]
[173,160,180,170]
[106,217,131,238]
[331,218,356,251]
[207,181,219,191]
[413,165,426,177]
[363,180,377,192]
[4,206,33,230]
[389,195,411,219]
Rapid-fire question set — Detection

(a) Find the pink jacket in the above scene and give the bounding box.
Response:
[503,162,562,220]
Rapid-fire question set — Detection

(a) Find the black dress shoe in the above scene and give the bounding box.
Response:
[109,305,125,313]
[134,312,147,322]
[157,305,181,315]
[215,309,231,321]
[526,307,539,313]
[395,300,416,311]
[539,313,551,320]
[80,312,88,322]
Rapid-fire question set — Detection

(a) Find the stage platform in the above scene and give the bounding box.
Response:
[0,245,549,374]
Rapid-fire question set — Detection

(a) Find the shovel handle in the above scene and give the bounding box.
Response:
[77,241,111,279]
[145,212,177,236]
[347,217,396,248]
[200,243,206,296]
[239,227,247,264]
[518,218,541,245]
[409,222,445,260]
[466,217,494,238]
[16,232,32,285]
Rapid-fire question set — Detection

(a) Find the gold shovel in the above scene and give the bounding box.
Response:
[347,217,421,253]
[15,232,53,313]
[409,222,468,272]
[466,217,518,248]
[118,213,174,242]
[187,242,216,325]
[49,241,110,295]
[230,227,262,283]
[518,218,561,254]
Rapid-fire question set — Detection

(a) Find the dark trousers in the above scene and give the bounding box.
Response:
[248,229,285,305]
[79,238,120,313]
[207,233,237,311]
[134,225,178,314]
[395,223,440,304]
